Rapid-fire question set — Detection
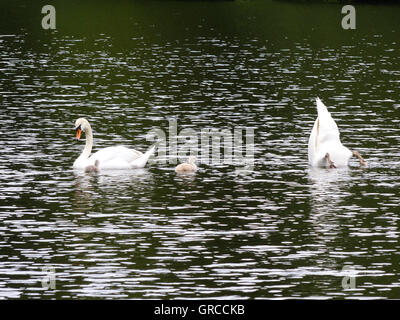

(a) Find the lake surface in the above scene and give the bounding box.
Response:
[0,0,400,299]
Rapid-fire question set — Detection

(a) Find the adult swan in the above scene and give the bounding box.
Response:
[308,98,367,168]
[73,118,156,170]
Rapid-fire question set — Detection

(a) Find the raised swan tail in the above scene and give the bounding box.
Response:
[315,97,340,136]
[316,97,329,116]
[130,144,157,168]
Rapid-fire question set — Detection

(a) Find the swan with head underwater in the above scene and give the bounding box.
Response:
[73,118,156,171]
[308,98,367,168]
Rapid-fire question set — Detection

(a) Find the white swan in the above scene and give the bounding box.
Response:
[308,98,367,168]
[73,118,156,170]
[175,156,197,173]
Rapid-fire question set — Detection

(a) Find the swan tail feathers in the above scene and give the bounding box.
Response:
[130,144,156,168]
[316,97,329,116]
[315,97,340,135]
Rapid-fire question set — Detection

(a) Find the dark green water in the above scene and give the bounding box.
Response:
[0,0,400,299]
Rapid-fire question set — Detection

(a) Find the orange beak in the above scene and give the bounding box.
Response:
[76,128,82,140]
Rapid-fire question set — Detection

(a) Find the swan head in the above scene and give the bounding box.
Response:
[74,118,90,140]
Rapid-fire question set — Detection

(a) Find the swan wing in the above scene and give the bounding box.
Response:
[308,117,319,165]
[130,145,156,168]
[90,146,143,164]
[87,145,154,169]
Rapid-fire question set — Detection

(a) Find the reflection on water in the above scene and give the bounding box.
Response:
[307,168,352,285]
[73,169,154,213]
[0,0,400,299]
[174,173,197,186]
[308,167,351,215]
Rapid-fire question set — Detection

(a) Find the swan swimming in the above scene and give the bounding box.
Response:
[175,156,197,173]
[73,118,156,170]
[308,98,367,168]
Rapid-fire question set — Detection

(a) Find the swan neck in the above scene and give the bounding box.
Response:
[82,124,93,159]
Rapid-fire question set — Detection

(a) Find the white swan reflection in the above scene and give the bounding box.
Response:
[73,169,154,212]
